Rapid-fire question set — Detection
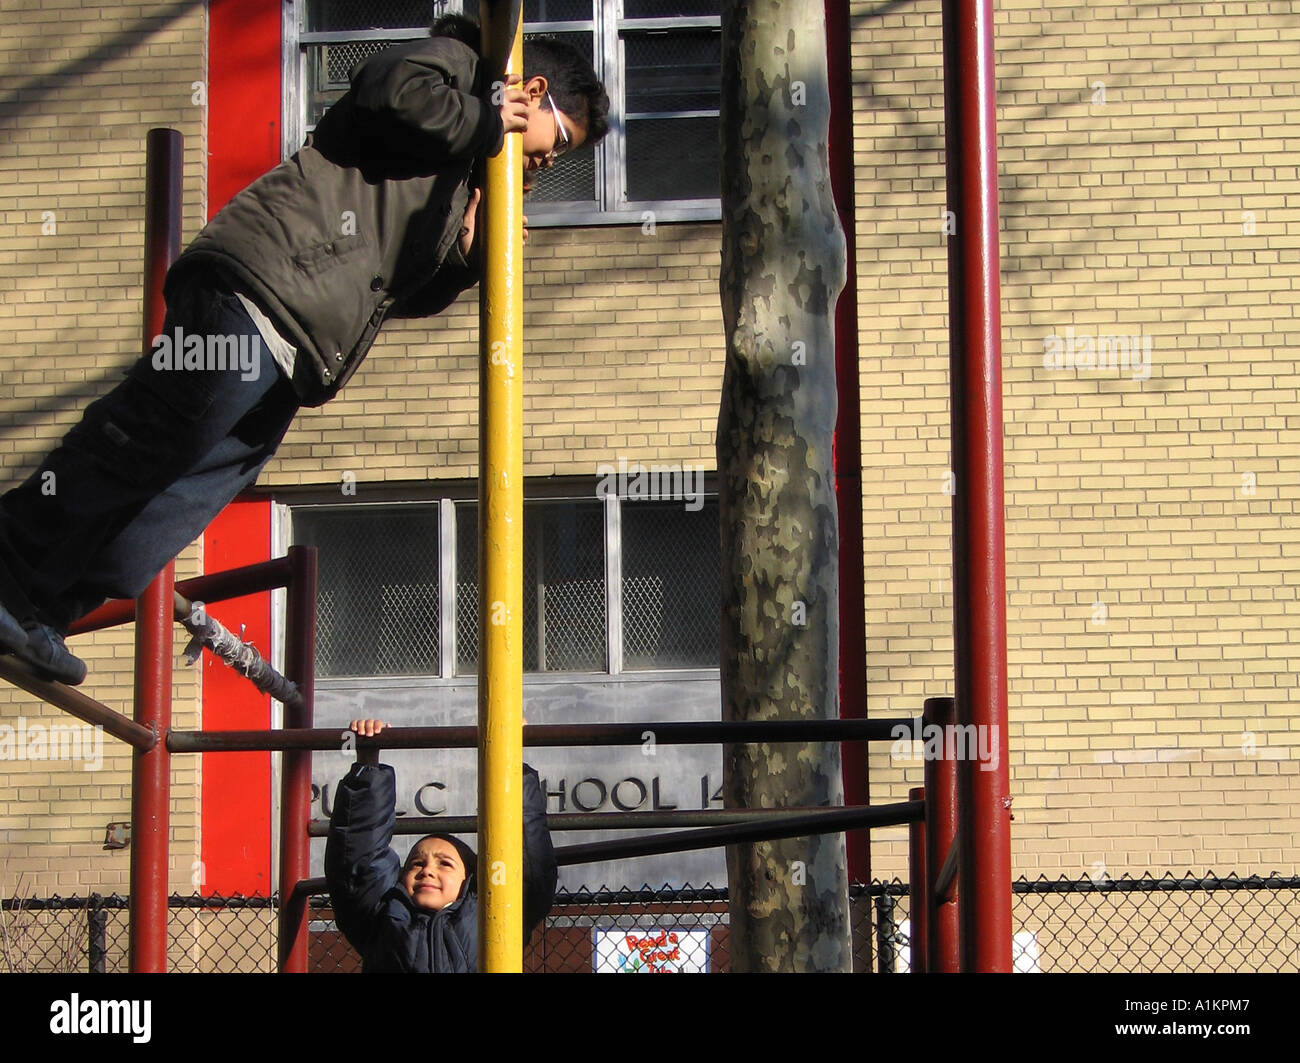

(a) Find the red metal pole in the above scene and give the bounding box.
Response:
[941,0,1012,973]
[127,127,183,974]
[70,556,296,635]
[825,0,869,890]
[923,696,960,972]
[907,786,927,974]
[0,656,157,749]
[277,545,316,972]
[129,562,174,973]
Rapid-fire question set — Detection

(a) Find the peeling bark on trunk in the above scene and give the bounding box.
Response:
[718,0,851,972]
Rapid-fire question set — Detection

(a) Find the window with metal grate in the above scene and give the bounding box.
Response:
[621,498,718,670]
[455,499,607,673]
[292,491,719,678]
[289,0,721,224]
[294,504,441,677]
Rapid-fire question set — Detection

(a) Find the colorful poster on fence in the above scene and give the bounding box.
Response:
[593,929,710,973]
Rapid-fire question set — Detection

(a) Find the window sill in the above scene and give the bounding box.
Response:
[524,203,722,228]
[316,668,721,689]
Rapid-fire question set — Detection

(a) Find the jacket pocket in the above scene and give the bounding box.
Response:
[291,232,369,275]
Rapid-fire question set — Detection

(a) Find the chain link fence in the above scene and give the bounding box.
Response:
[4,873,1297,973]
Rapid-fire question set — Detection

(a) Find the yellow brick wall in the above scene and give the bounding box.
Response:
[0,1,208,899]
[855,0,1300,881]
[1,0,1297,904]
[267,222,725,486]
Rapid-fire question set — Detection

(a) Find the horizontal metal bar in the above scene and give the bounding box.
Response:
[66,589,183,636]
[66,600,141,634]
[172,557,300,610]
[69,557,296,635]
[320,666,720,691]
[300,20,599,43]
[0,655,157,751]
[305,805,891,837]
[57,564,300,710]
[526,202,721,227]
[292,877,329,903]
[933,835,960,906]
[626,109,720,120]
[167,717,920,753]
[618,17,721,31]
[552,801,925,867]
[289,802,919,897]
[519,20,593,33]
[298,29,432,43]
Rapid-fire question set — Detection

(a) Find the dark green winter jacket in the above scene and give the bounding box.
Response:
[164,37,503,406]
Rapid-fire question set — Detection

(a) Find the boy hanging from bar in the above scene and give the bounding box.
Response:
[0,15,609,684]
[326,718,555,972]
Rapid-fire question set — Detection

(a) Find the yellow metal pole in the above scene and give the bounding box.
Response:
[478,0,525,973]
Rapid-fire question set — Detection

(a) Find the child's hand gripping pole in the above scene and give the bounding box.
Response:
[348,718,387,767]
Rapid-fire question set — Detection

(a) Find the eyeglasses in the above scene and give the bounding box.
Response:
[545,91,571,163]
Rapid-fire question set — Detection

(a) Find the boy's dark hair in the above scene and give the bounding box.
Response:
[430,13,482,50]
[431,15,610,144]
[526,35,610,144]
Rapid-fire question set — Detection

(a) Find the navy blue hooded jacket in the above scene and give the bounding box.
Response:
[325,762,556,972]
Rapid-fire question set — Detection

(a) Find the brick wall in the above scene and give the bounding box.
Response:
[0,0,1296,898]
[854,0,1300,879]
[266,222,725,487]
[0,1,208,896]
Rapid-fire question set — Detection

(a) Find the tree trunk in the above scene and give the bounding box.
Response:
[718,0,851,972]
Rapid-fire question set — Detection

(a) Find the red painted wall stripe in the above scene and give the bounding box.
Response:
[208,0,283,219]
[200,501,276,895]
[200,0,283,894]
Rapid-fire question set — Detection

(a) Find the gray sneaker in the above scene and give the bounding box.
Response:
[0,600,28,655]
[17,621,87,686]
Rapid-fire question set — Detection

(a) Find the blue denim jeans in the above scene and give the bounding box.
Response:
[0,285,299,630]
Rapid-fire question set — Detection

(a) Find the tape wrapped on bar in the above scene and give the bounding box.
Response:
[181,601,302,708]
